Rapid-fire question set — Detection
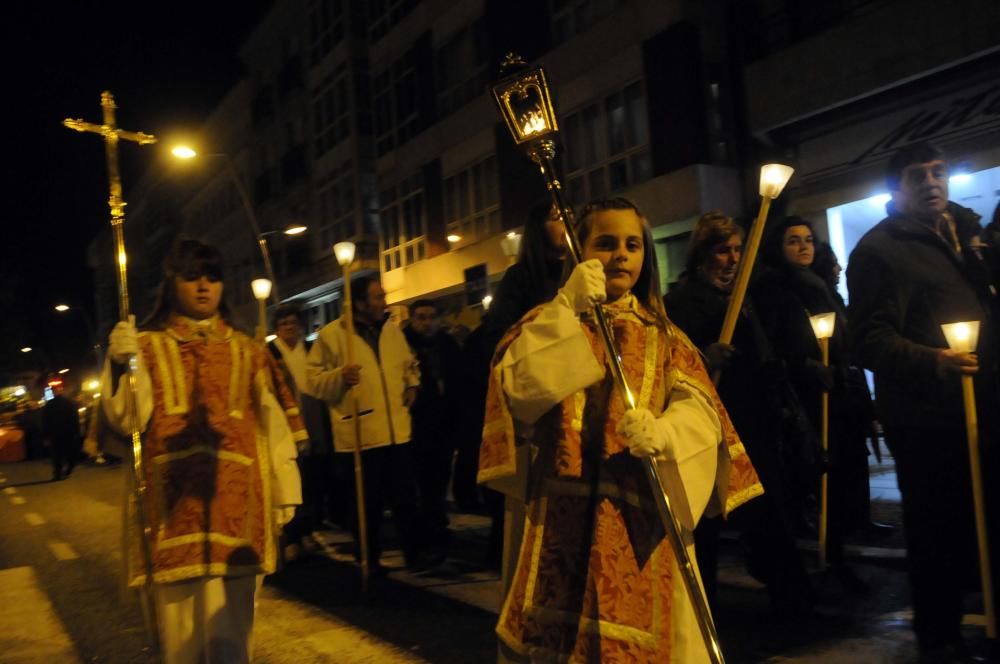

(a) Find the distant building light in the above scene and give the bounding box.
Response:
[13,387,25,397]
[85,379,100,391]
[482,294,493,310]
[447,234,462,243]
[54,304,70,312]
[949,173,972,185]
[20,347,32,353]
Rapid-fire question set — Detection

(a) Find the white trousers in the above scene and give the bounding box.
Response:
[153,575,259,664]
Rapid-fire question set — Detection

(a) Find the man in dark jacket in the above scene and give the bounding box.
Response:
[43,378,83,481]
[847,141,998,661]
[404,299,463,554]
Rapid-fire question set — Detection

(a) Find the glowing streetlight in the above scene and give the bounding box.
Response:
[941,320,994,637]
[171,144,280,304]
[20,347,31,353]
[447,234,462,244]
[482,294,493,310]
[251,279,272,343]
[171,145,197,159]
[54,304,70,312]
[58,368,70,375]
[332,240,369,590]
[809,312,837,570]
[284,224,307,236]
[85,379,101,392]
[500,231,522,265]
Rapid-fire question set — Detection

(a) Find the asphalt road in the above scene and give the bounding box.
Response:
[0,457,992,663]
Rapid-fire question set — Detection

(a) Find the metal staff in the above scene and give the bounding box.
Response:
[492,56,725,664]
[334,242,370,591]
[64,91,161,657]
[717,165,794,346]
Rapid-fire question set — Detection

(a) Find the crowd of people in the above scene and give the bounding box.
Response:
[68,139,999,663]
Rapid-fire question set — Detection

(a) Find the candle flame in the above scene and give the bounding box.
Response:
[521,110,547,136]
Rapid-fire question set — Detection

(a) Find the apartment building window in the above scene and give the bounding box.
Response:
[307,0,345,67]
[551,0,623,45]
[379,172,426,271]
[444,155,500,244]
[318,161,356,250]
[369,0,419,43]
[312,65,352,156]
[562,81,651,204]
[435,20,488,117]
[373,48,419,157]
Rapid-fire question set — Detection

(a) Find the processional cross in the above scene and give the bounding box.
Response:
[63,91,162,659]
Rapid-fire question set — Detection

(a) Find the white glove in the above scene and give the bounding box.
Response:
[108,315,138,365]
[616,408,676,459]
[557,259,606,313]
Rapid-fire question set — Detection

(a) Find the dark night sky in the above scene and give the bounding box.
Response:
[2,2,270,377]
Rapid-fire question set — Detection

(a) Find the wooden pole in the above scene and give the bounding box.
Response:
[341,262,370,591]
[718,197,772,345]
[818,337,829,570]
[962,374,996,638]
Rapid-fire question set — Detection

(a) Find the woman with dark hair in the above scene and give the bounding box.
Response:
[756,218,872,592]
[665,211,813,616]
[102,239,304,663]
[482,200,568,350]
[453,201,567,567]
[479,198,761,662]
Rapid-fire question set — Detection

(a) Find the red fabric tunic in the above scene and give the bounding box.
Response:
[125,315,304,585]
[479,300,762,662]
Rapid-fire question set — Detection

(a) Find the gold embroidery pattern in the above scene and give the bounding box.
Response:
[148,333,188,415]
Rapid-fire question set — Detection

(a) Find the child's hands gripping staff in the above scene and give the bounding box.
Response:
[556,259,607,313]
[616,408,678,459]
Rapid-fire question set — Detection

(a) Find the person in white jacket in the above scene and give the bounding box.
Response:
[102,239,302,664]
[477,199,762,663]
[307,274,435,573]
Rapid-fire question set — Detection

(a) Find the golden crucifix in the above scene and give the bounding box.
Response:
[64,91,161,658]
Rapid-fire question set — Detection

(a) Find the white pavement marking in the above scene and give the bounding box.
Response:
[24,512,46,526]
[0,566,81,662]
[47,541,79,561]
[10,496,26,505]
[2,486,16,495]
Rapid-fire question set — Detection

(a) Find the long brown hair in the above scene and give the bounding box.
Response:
[569,197,670,331]
[142,239,236,331]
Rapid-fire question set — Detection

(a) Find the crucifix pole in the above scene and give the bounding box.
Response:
[64,91,161,659]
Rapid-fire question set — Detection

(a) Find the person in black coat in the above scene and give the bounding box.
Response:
[404,298,464,554]
[452,200,566,568]
[43,378,83,481]
[756,216,873,591]
[848,141,999,660]
[665,211,812,616]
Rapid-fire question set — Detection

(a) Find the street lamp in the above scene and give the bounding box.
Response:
[251,278,272,343]
[493,53,725,664]
[171,144,281,305]
[53,303,103,375]
[808,311,836,570]
[500,231,522,265]
[941,320,995,638]
[20,347,31,353]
